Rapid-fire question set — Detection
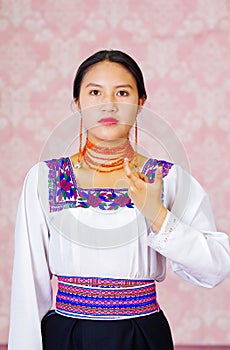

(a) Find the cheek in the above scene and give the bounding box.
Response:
[78,93,98,109]
[119,104,138,124]
[82,114,97,130]
[80,105,101,127]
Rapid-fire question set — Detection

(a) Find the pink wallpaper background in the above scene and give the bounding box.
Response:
[0,0,230,345]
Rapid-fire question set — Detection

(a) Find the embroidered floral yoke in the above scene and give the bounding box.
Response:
[45,157,172,212]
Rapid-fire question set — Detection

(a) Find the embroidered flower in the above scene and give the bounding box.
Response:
[87,195,102,207]
[60,179,72,191]
[113,195,131,207]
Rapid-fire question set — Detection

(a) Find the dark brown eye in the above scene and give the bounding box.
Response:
[117,90,128,97]
[90,90,101,96]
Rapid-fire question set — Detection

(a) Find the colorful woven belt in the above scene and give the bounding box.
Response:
[56,276,160,320]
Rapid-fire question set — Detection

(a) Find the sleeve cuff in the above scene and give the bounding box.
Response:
[147,210,178,254]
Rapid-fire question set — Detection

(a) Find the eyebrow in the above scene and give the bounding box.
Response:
[85,83,134,89]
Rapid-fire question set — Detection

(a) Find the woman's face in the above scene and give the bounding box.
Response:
[76,60,145,144]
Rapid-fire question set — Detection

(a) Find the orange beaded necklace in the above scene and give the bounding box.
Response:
[74,138,137,173]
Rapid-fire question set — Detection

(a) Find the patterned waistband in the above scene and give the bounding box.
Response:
[56,276,160,320]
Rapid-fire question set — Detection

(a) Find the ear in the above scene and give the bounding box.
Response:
[137,97,145,114]
[74,98,80,111]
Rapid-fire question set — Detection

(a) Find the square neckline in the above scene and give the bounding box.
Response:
[67,156,152,193]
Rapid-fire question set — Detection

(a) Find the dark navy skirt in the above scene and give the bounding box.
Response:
[41,310,174,350]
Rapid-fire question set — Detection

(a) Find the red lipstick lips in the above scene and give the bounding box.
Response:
[99,117,118,126]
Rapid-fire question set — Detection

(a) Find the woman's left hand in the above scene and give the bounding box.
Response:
[124,158,167,232]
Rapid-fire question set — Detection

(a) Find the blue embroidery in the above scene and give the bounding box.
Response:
[45,157,173,212]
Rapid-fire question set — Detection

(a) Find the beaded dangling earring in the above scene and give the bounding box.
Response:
[133,119,139,171]
[74,114,83,169]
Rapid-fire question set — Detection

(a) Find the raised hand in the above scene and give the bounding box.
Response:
[124,158,167,232]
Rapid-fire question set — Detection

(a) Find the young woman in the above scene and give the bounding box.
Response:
[8,50,230,350]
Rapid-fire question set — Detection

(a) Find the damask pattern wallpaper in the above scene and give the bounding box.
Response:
[0,0,230,345]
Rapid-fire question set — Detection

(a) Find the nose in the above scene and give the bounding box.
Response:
[100,95,118,113]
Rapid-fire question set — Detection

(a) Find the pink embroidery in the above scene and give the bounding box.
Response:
[45,157,173,212]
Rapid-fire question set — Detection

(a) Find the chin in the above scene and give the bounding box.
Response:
[88,126,131,142]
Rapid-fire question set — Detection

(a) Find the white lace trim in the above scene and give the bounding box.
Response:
[147,211,178,252]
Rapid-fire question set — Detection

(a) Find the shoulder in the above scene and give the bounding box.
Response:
[24,157,67,176]
[43,157,74,186]
[23,157,70,187]
[141,157,174,183]
[44,157,69,169]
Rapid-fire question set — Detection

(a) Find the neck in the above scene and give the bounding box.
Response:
[86,134,129,148]
[82,137,136,173]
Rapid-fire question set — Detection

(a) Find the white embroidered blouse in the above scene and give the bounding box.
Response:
[8,157,230,350]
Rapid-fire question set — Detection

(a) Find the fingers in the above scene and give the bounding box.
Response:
[124,159,163,197]
[123,158,133,177]
[154,166,163,183]
[138,172,149,183]
[124,159,162,182]
[124,158,145,191]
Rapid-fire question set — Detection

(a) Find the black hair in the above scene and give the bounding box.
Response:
[73,50,147,101]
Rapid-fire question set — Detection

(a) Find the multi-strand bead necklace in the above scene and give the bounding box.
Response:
[74,138,137,173]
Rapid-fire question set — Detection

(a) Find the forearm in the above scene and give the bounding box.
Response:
[150,205,168,233]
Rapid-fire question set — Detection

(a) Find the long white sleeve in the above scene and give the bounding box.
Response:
[8,164,52,350]
[148,164,230,288]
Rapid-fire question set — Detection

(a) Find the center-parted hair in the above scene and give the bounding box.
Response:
[73,50,147,101]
